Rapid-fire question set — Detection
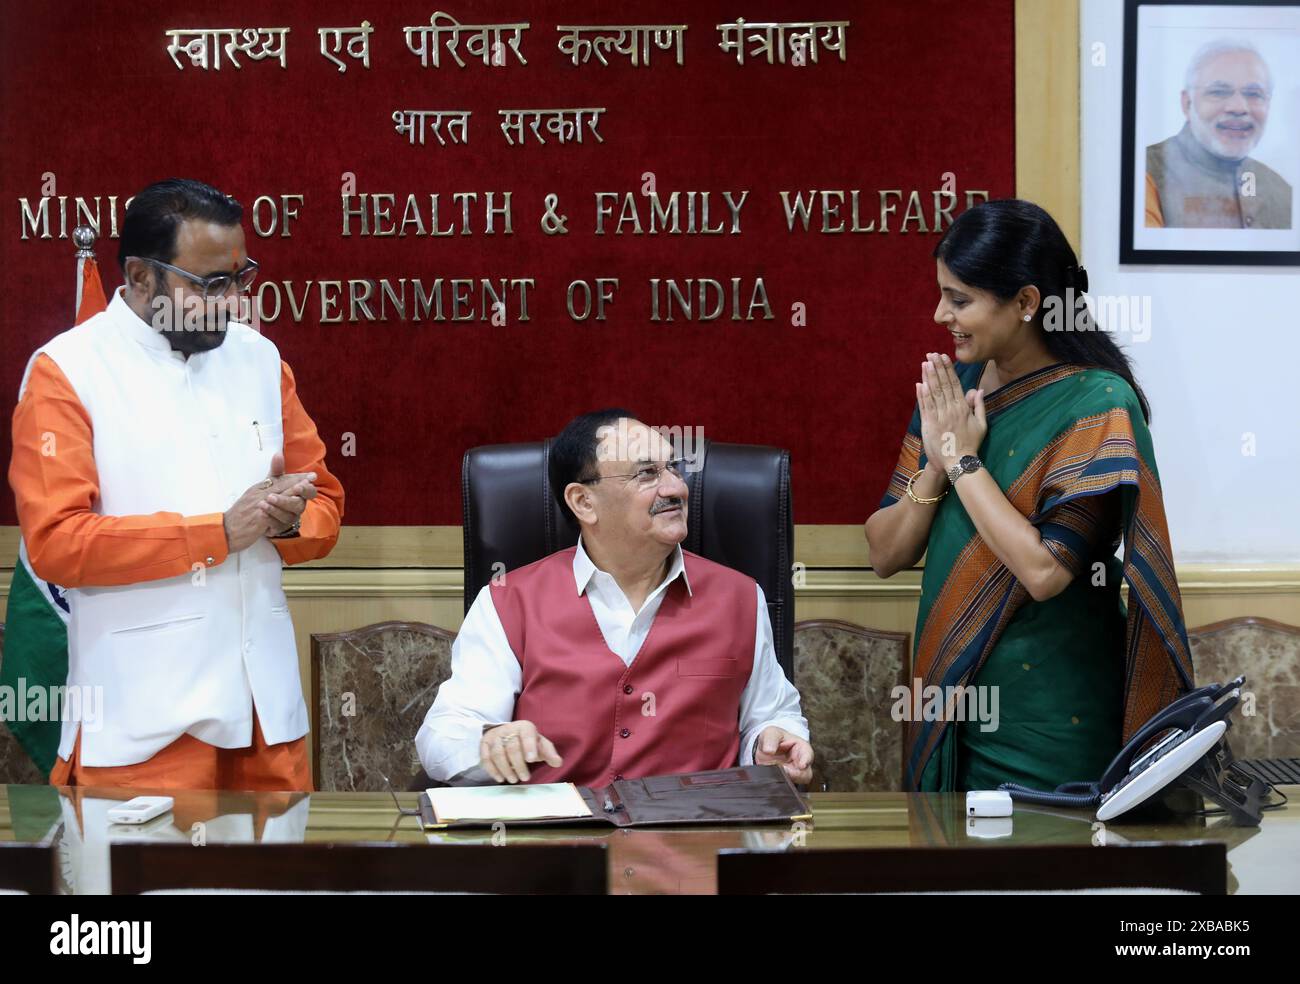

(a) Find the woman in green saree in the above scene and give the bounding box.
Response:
[865,199,1193,793]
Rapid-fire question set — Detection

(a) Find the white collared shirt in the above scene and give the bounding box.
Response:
[415,538,809,784]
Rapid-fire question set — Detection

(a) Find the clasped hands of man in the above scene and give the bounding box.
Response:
[222,452,318,551]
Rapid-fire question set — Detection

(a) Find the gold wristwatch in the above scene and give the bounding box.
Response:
[269,518,301,539]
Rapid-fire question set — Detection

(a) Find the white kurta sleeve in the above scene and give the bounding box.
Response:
[737,582,810,765]
[414,584,522,785]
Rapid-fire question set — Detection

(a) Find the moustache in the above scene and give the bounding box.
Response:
[650,497,684,516]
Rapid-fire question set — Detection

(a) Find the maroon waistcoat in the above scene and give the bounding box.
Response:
[491,547,756,786]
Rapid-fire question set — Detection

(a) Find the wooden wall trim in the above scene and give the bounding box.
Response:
[4,564,1294,602]
[1015,0,1082,245]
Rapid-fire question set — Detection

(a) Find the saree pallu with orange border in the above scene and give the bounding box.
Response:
[879,362,1194,792]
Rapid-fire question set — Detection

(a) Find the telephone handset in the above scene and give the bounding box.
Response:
[1098,677,1238,792]
[999,675,1272,825]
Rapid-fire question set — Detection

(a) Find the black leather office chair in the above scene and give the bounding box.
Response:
[461,439,794,680]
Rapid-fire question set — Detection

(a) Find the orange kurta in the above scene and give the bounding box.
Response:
[1144,172,1165,228]
[50,712,312,792]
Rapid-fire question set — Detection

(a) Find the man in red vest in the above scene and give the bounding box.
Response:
[417,409,811,786]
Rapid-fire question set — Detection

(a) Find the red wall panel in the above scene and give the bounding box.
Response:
[0,1,1015,525]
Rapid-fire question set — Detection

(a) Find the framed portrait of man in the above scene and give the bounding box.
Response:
[1120,0,1300,264]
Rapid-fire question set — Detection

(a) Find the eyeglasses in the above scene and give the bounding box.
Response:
[580,458,690,491]
[1196,84,1270,106]
[130,256,259,299]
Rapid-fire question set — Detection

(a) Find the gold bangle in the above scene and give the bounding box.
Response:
[906,468,947,505]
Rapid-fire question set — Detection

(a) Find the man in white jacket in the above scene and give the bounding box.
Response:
[9,178,344,791]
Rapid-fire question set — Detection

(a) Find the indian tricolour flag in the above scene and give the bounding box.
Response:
[1,236,105,775]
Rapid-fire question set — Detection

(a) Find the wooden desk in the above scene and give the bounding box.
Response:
[1,784,1295,894]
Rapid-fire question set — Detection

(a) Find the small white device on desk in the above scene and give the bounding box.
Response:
[966,790,1013,817]
[106,796,174,825]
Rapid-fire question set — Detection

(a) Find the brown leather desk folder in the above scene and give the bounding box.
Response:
[419,765,812,829]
